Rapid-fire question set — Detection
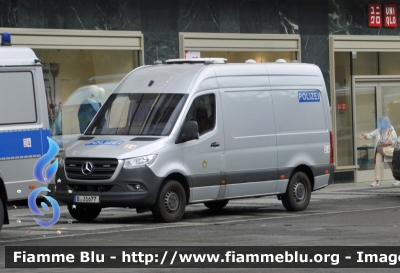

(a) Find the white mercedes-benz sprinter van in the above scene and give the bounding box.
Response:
[53,58,334,223]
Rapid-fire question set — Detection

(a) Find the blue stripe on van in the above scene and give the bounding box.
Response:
[0,129,50,160]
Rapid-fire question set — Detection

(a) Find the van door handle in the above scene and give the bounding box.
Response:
[211,142,220,148]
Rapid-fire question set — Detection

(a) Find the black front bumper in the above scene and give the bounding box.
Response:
[52,165,164,208]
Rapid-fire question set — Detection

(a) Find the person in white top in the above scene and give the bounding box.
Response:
[359,116,398,187]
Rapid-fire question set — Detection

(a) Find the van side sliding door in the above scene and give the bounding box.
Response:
[219,83,278,198]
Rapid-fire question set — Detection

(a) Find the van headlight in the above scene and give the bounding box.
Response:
[123,154,157,169]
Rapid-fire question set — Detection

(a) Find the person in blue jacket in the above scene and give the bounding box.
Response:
[78,85,101,133]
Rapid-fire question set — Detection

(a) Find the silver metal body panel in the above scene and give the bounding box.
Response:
[62,62,333,205]
[225,181,278,199]
[65,136,169,160]
[189,186,220,202]
[314,174,330,190]
[112,65,206,95]
[276,179,290,194]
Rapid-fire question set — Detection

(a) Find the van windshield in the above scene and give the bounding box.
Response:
[85,93,187,136]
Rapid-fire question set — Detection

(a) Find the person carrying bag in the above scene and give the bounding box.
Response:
[358,116,398,187]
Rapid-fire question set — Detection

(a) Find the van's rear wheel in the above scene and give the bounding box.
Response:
[152,180,186,223]
[204,200,229,210]
[67,204,101,222]
[281,171,311,211]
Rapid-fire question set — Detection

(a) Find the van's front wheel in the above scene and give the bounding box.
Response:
[67,204,101,222]
[281,172,311,211]
[152,180,186,223]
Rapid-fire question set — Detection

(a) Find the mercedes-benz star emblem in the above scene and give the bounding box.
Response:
[81,162,93,175]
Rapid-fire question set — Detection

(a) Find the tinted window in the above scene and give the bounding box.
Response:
[185,94,216,135]
[86,93,187,136]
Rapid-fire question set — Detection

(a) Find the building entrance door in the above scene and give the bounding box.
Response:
[353,77,400,182]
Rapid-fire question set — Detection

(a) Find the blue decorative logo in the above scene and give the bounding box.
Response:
[28,137,60,228]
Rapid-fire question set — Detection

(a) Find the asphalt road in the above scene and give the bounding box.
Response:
[2,181,400,272]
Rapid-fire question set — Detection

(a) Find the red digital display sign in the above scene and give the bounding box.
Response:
[368,4,382,27]
[384,4,398,27]
[337,102,346,111]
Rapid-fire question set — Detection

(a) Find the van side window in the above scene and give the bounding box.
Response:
[185,94,216,135]
[0,71,37,125]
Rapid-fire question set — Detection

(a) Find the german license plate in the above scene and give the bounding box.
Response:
[74,195,99,203]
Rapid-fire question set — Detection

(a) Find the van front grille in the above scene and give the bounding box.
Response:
[65,158,118,180]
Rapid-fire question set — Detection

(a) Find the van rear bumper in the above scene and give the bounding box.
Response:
[52,165,164,208]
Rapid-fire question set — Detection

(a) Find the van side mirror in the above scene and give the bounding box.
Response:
[179,121,199,143]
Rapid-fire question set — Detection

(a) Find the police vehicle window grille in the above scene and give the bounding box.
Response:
[0,71,37,125]
[185,94,216,136]
[86,93,187,136]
